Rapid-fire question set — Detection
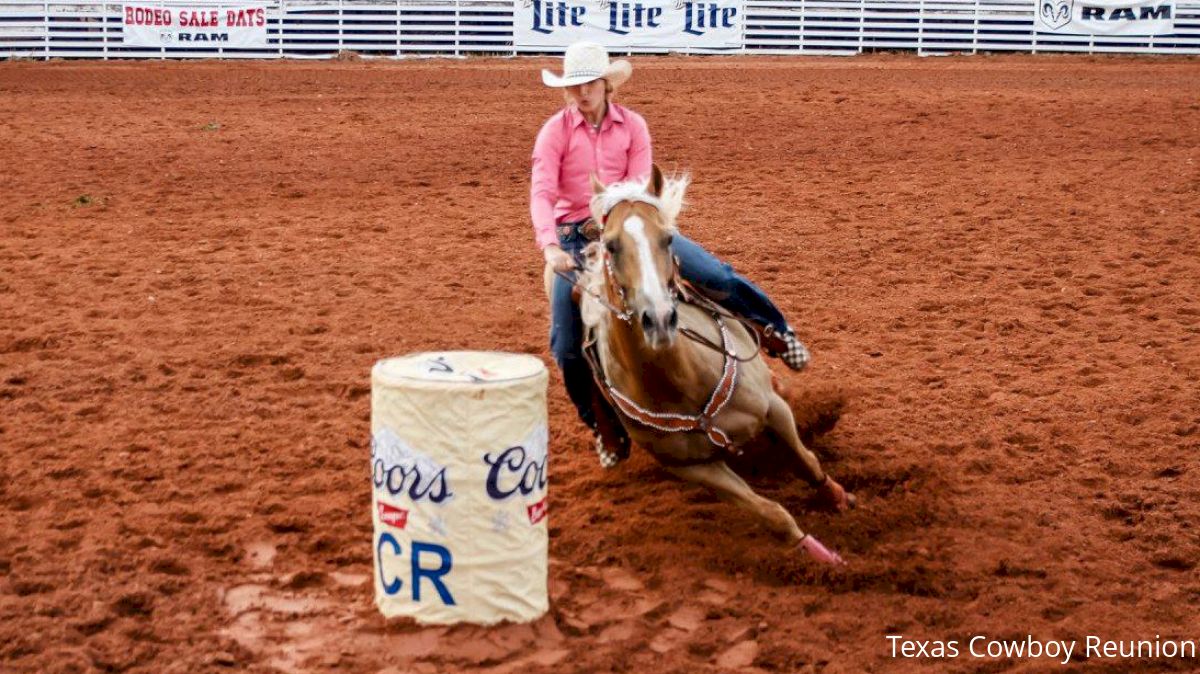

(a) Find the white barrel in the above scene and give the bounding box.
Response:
[370,351,550,625]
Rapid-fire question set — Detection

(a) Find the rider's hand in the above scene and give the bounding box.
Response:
[543,245,575,273]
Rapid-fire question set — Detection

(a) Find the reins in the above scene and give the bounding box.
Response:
[552,266,632,323]
[672,281,764,363]
[554,260,764,362]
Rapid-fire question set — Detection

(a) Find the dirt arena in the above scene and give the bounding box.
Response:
[1,54,1198,673]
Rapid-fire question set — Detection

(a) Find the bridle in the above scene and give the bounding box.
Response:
[553,207,762,362]
[552,203,771,456]
[552,257,633,324]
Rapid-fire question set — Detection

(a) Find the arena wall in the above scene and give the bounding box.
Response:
[2,0,1197,59]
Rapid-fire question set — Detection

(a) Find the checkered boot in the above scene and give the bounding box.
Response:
[763,326,810,371]
[590,399,631,469]
[594,433,630,469]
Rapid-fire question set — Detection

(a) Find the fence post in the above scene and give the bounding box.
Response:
[799,0,805,52]
[738,0,748,55]
[1030,0,1038,54]
[858,0,865,54]
[917,0,924,55]
[278,0,284,59]
[101,1,107,61]
[159,0,165,59]
[971,0,979,54]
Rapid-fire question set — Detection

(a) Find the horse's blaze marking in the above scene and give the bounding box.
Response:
[624,215,670,311]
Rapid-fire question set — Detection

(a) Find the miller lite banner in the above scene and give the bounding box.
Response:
[1036,0,1176,34]
[122,4,268,48]
[370,351,550,625]
[515,0,745,49]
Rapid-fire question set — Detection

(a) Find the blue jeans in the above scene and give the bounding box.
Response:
[549,220,789,430]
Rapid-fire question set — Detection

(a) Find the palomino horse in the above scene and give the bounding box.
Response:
[575,165,853,566]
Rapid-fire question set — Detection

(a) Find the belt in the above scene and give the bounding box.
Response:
[557,218,601,242]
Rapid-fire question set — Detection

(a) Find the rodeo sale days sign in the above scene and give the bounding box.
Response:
[515,0,745,49]
[122,4,268,47]
[1037,0,1177,35]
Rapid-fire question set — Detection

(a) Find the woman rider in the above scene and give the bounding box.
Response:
[531,42,810,468]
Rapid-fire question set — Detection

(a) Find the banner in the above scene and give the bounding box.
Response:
[1036,0,1176,35]
[514,0,744,49]
[122,4,268,47]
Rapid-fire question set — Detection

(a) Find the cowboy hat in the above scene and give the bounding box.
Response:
[541,42,632,89]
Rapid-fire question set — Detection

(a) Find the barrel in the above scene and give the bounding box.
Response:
[369,351,550,625]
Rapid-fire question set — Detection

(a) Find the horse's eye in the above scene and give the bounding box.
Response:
[664,233,674,247]
[605,239,619,255]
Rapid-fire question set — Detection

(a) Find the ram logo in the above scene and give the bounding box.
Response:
[178,32,230,42]
[1040,0,1073,29]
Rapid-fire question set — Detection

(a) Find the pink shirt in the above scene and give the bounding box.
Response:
[530,102,652,250]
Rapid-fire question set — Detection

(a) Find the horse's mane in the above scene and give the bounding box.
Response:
[578,241,608,331]
[589,173,691,229]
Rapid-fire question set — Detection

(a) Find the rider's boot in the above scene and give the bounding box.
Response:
[760,325,811,371]
[590,393,631,469]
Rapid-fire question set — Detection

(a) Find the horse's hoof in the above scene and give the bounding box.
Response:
[798,535,845,566]
[819,477,855,512]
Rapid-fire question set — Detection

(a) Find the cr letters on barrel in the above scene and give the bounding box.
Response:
[370,351,550,625]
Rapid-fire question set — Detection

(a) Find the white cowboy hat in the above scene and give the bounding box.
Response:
[541,42,632,89]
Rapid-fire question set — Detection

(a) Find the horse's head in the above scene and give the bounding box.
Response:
[589,164,690,351]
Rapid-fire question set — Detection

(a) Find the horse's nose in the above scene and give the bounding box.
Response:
[641,308,676,333]
[640,307,678,348]
[641,310,655,333]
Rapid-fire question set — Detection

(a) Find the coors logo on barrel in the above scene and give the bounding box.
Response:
[483,425,549,504]
[371,428,453,504]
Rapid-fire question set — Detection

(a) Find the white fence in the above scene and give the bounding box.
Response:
[2,0,1198,58]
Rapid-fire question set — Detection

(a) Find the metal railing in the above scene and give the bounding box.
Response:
[1,0,1197,59]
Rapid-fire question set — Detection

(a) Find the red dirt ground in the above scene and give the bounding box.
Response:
[1,54,1198,673]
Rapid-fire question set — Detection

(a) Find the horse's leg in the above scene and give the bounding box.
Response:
[667,461,843,566]
[766,393,855,512]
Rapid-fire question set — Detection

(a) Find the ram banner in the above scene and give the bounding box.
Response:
[1036,0,1176,35]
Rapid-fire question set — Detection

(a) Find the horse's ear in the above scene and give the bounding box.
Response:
[660,172,690,228]
[647,164,664,198]
[590,173,606,195]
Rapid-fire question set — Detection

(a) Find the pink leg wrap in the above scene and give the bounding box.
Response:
[799,534,845,566]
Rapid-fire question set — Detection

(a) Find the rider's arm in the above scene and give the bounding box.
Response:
[531,116,566,251]
[625,111,653,183]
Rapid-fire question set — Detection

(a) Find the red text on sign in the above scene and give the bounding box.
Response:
[124,7,172,26]
[180,10,219,27]
[226,8,266,27]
